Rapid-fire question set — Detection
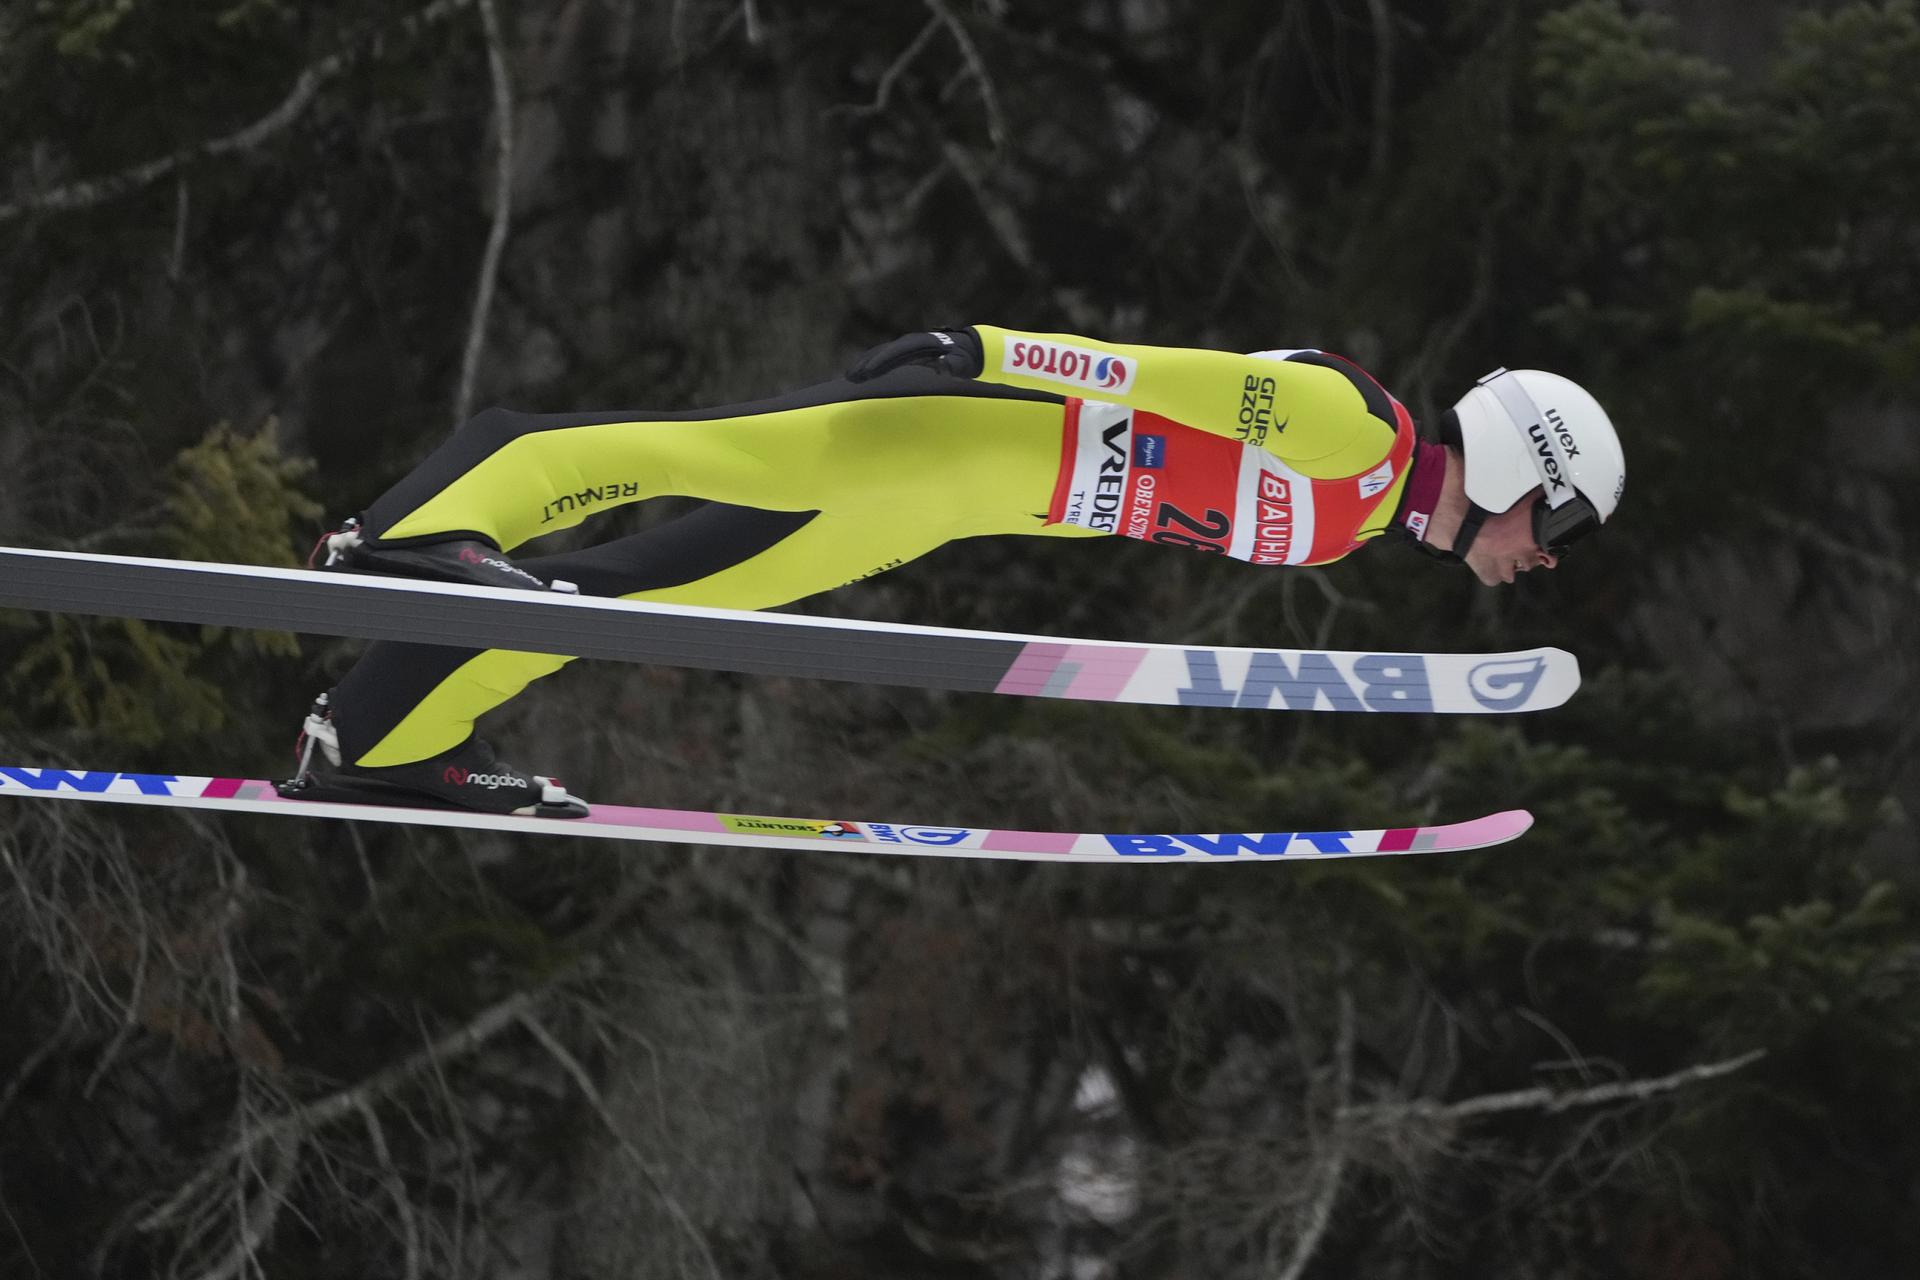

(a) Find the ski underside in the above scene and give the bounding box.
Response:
[0,767,1532,863]
[0,546,1580,714]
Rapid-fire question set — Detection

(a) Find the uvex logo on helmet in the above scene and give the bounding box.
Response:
[1526,421,1569,492]
[1544,408,1581,459]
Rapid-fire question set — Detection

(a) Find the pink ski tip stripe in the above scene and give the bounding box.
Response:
[995,642,1069,695]
[981,828,1078,854]
[1378,809,1532,853]
[994,642,1150,701]
[201,777,246,799]
[584,805,730,834]
[1062,644,1149,701]
[1453,809,1534,845]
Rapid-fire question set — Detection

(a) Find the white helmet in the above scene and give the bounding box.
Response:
[1447,368,1625,555]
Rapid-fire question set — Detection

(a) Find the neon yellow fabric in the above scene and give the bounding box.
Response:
[355,393,1091,766]
[379,395,1091,550]
[355,334,1412,767]
[974,325,1399,479]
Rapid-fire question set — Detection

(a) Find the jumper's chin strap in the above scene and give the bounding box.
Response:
[1450,503,1489,561]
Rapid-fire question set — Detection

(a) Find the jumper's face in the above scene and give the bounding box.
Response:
[1465,489,1559,586]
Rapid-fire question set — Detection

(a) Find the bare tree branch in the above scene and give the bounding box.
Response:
[1344,1048,1767,1127]
[186,1130,302,1280]
[359,1102,423,1280]
[1364,0,1394,180]
[1274,987,1355,1280]
[923,0,1008,149]
[831,17,943,122]
[452,0,517,427]
[517,1011,724,1280]
[137,978,564,1237]
[1760,507,1920,596]
[0,0,478,225]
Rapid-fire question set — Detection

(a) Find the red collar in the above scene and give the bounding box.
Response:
[1395,440,1447,543]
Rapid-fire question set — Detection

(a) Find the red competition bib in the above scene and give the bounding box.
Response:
[1046,399,1414,565]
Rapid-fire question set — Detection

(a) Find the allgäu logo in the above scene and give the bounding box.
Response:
[1468,656,1547,710]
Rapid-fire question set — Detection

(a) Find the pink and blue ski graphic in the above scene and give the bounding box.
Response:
[0,766,1532,862]
[0,547,1580,714]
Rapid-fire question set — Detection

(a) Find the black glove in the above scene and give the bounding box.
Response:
[846,327,984,382]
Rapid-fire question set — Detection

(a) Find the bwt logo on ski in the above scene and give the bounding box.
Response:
[0,768,181,796]
[1105,831,1357,857]
[1467,656,1547,711]
[1176,651,1434,712]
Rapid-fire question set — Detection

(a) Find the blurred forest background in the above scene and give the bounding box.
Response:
[3,0,1918,1276]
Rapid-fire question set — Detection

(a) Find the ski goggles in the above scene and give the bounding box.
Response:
[1532,490,1602,554]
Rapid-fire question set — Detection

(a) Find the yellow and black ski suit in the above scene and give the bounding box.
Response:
[330,326,1418,766]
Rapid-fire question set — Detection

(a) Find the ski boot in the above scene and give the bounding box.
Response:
[310,517,578,596]
[276,692,590,818]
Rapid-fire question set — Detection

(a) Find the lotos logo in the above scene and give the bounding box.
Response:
[1003,339,1139,394]
[1468,656,1547,710]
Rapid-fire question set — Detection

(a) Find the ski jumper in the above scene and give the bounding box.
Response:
[330,327,1417,766]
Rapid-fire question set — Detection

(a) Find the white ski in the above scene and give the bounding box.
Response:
[0,765,1533,862]
[0,546,1579,714]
